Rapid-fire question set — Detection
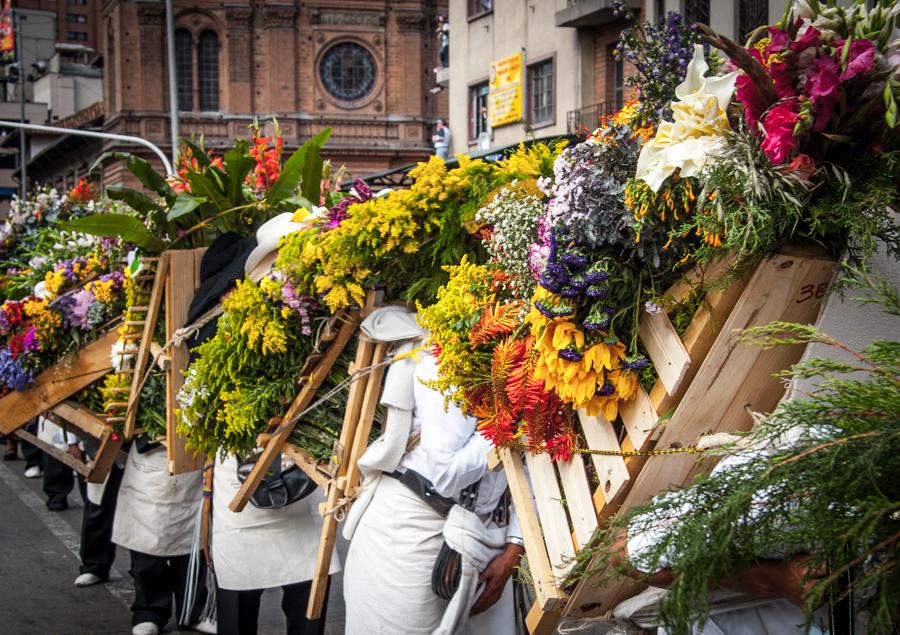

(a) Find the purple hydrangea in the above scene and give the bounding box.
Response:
[0,349,34,391]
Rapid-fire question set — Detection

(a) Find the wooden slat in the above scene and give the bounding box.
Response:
[563,248,836,618]
[0,329,118,434]
[282,444,331,489]
[525,451,578,578]
[13,428,91,477]
[526,602,562,635]
[501,447,566,612]
[307,335,376,619]
[229,310,360,513]
[50,401,107,440]
[556,454,598,550]
[166,249,206,474]
[577,409,629,505]
[343,340,388,498]
[87,429,125,484]
[124,254,168,439]
[638,310,690,395]
[618,385,656,451]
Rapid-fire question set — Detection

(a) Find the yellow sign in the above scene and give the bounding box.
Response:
[488,50,523,128]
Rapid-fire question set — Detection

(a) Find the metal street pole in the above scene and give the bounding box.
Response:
[165,0,178,168]
[14,10,26,201]
[0,120,174,175]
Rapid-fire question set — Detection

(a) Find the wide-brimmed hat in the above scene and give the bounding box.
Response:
[187,232,256,327]
[244,213,308,282]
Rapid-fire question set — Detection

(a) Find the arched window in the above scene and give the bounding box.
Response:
[175,28,194,111]
[198,30,219,111]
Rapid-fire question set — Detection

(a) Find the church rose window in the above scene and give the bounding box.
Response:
[319,42,377,103]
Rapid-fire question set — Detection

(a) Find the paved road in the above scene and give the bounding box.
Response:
[0,457,347,635]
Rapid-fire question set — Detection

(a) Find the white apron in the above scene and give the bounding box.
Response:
[344,476,513,635]
[211,454,340,591]
[112,444,202,556]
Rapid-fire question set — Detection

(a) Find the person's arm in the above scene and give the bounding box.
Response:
[470,543,525,615]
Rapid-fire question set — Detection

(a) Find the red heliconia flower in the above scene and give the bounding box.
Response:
[545,430,576,463]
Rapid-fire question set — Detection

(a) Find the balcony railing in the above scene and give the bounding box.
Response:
[566,101,618,135]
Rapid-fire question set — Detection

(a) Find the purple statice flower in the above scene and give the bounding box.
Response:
[559,287,581,299]
[534,299,574,319]
[0,349,34,391]
[324,178,375,230]
[597,380,616,397]
[350,178,373,202]
[585,285,607,298]
[544,262,566,279]
[280,279,314,336]
[568,274,588,290]
[99,270,125,288]
[583,305,612,331]
[560,252,588,269]
[539,275,562,294]
[622,355,651,371]
[558,347,583,362]
[584,265,609,284]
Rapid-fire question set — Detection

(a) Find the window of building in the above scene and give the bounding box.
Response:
[66,14,87,23]
[67,0,88,5]
[468,0,493,19]
[319,42,377,103]
[739,0,768,42]
[107,20,116,111]
[66,31,88,41]
[683,0,710,25]
[175,28,193,112]
[198,30,219,111]
[469,81,489,139]
[655,0,666,22]
[527,59,554,126]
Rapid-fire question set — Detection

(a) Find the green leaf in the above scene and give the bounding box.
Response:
[300,142,324,204]
[167,194,206,221]
[282,195,315,211]
[186,171,231,213]
[92,151,176,206]
[265,128,332,207]
[106,185,160,215]
[223,146,255,203]
[59,214,167,254]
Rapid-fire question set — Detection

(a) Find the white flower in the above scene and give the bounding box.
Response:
[110,339,139,373]
[635,45,738,193]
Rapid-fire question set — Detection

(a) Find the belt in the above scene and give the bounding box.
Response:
[386,469,456,517]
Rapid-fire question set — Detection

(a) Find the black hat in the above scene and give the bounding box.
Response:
[186,232,256,356]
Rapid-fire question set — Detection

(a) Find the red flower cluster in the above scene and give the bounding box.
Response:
[68,178,96,204]
[248,124,283,193]
[735,22,877,167]
[169,145,224,194]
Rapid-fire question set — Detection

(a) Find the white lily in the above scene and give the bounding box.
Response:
[635,45,738,193]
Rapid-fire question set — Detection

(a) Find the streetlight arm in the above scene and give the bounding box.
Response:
[0,120,174,176]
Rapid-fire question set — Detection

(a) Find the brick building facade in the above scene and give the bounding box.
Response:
[99,0,448,185]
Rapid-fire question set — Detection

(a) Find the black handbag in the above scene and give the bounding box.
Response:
[236,456,318,509]
[431,481,481,600]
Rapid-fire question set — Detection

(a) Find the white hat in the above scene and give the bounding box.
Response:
[360,306,427,342]
[244,213,308,282]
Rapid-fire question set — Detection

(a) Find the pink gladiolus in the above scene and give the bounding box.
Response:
[790,26,821,55]
[760,100,800,165]
[736,74,766,128]
[805,55,840,131]
[838,39,875,81]
[767,27,789,52]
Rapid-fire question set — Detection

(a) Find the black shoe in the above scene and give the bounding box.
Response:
[3,449,17,461]
[47,499,68,511]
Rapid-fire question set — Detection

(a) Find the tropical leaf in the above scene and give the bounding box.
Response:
[91,152,176,205]
[106,185,159,215]
[167,194,205,221]
[223,143,254,203]
[59,213,167,254]
[300,142,324,204]
[265,128,333,207]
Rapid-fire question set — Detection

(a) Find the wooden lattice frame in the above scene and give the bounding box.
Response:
[493,246,837,634]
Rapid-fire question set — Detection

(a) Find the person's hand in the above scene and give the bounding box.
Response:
[68,443,85,463]
[470,543,525,616]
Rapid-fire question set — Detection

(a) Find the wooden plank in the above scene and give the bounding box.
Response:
[229,311,360,513]
[618,385,656,451]
[124,255,167,439]
[638,310,690,395]
[282,443,332,490]
[577,409,629,504]
[563,249,836,618]
[50,401,107,440]
[556,454,598,550]
[13,428,91,478]
[525,451,578,578]
[526,601,562,635]
[343,340,388,497]
[166,249,206,474]
[307,335,377,619]
[0,329,119,434]
[87,429,125,484]
[501,447,566,612]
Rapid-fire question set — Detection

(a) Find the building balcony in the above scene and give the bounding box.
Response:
[434,66,450,87]
[555,0,641,28]
[566,101,619,135]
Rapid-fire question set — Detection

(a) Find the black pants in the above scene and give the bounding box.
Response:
[43,452,75,505]
[129,550,207,628]
[21,420,42,469]
[77,462,124,578]
[217,579,329,635]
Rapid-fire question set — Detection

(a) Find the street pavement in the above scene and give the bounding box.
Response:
[0,455,346,635]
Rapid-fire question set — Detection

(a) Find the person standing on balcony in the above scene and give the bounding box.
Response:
[436,15,449,69]
[432,119,451,160]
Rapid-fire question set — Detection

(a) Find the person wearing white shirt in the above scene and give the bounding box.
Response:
[343,320,523,635]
